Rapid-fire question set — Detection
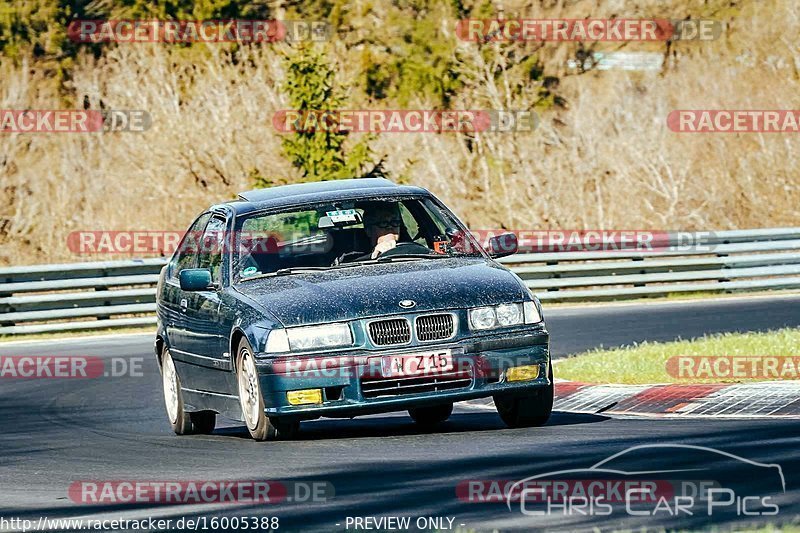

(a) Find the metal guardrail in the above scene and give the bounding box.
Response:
[1,229,799,335]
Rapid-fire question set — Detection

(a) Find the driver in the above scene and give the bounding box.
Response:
[362,203,402,259]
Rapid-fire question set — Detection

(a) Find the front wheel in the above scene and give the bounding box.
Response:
[236,338,298,441]
[494,364,553,428]
[161,347,192,435]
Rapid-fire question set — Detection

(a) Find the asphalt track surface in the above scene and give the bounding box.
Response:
[1,294,799,531]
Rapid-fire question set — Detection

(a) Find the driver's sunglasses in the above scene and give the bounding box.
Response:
[366,218,401,229]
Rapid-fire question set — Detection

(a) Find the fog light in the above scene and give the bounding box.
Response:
[506,365,541,382]
[287,389,323,405]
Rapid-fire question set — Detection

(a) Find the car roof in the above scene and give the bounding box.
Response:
[224,178,432,215]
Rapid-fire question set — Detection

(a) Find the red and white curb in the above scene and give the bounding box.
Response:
[465,380,800,418]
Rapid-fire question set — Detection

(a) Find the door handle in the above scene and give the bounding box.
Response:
[180,298,188,311]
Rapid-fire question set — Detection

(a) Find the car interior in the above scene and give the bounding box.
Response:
[235,200,454,278]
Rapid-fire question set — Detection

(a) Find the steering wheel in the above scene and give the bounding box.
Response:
[376,241,432,258]
[333,250,365,265]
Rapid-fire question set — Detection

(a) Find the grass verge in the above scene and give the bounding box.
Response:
[555,328,800,385]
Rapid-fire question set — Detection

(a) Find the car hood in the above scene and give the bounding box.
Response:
[233,257,527,326]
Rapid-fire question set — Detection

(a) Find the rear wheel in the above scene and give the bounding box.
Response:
[494,363,553,428]
[409,402,453,428]
[161,347,193,435]
[236,338,298,441]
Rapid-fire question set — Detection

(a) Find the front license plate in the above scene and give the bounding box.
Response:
[381,349,454,378]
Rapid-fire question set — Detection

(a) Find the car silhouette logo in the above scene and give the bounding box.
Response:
[399,300,416,309]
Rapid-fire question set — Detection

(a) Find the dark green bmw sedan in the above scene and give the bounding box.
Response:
[155,178,552,441]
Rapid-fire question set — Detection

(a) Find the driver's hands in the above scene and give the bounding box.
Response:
[371,234,398,259]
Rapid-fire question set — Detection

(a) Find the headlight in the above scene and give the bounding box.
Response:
[469,307,497,330]
[286,323,353,351]
[496,303,523,326]
[469,302,535,331]
[523,300,542,324]
[265,329,290,353]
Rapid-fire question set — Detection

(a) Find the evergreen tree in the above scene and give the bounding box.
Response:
[270,44,374,184]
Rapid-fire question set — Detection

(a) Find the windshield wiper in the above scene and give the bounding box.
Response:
[374,253,450,263]
[239,263,365,282]
[274,266,333,276]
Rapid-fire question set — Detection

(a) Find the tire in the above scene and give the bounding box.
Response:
[189,411,216,434]
[409,402,453,428]
[161,347,193,435]
[494,363,554,428]
[236,338,298,441]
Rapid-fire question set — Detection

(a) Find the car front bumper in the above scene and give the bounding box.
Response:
[254,327,550,420]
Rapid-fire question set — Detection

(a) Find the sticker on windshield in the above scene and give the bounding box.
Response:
[241,266,260,278]
[433,240,451,254]
[326,209,360,224]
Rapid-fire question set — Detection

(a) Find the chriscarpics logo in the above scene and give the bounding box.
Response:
[459,444,785,527]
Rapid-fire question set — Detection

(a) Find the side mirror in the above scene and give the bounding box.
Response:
[179,268,213,291]
[487,232,518,258]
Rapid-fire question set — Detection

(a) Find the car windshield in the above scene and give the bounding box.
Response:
[233,196,485,282]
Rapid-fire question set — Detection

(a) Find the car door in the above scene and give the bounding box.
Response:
[179,214,231,392]
[162,212,211,357]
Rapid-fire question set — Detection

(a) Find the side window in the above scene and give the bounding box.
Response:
[170,213,211,280]
[197,216,227,285]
